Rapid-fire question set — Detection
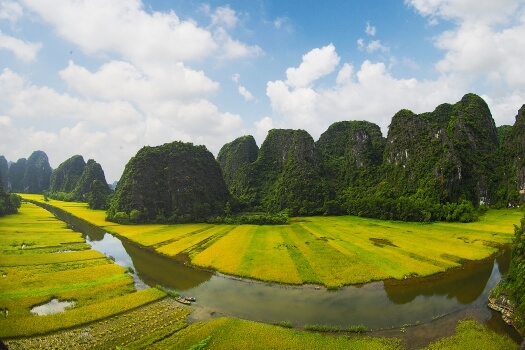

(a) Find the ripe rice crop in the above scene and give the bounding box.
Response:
[192,225,257,274]
[20,195,524,287]
[0,200,161,339]
[154,317,402,350]
[0,288,166,338]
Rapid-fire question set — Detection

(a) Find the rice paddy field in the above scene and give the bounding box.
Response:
[0,201,166,339]
[4,195,520,349]
[21,194,524,288]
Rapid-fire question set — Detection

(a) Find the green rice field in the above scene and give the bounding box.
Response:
[21,194,524,288]
[0,201,166,339]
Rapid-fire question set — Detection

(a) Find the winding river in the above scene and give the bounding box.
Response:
[43,204,522,347]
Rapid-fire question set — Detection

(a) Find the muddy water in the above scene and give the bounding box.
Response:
[42,204,522,346]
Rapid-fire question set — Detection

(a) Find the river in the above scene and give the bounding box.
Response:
[43,204,522,348]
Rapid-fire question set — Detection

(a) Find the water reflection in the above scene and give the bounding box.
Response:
[31,299,74,315]
[37,202,512,331]
[383,252,507,305]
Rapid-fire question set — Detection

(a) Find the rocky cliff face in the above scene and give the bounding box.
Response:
[317,120,385,197]
[49,155,86,193]
[216,93,516,218]
[7,151,52,193]
[501,104,525,205]
[217,135,258,199]
[71,159,111,201]
[24,151,52,193]
[383,94,499,205]
[109,141,229,223]
[242,129,325,215]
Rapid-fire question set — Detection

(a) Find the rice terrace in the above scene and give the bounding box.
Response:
[0,194,522,349]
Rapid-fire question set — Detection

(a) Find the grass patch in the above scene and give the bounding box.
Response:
[304,323,367,333]
[423,319,516,350]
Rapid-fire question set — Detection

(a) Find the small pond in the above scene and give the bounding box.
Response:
[31,298,75,316]
[41,203,522,347]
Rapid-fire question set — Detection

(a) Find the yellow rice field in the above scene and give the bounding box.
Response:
[0,201,166,338]
[19,194,524,288]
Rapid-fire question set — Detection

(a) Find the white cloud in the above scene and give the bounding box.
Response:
[238,85,254,101]
[336,63,354,85]
[285,44,340,88]
[254,116,274,145]
[21,0,256,66]
[210,6,238,29]
[365,21,376,36]
[232,73,240,83]
[0,31,41,62]
[406,0,522,25]
[214,27,262,59]
[267,45,470,140]
[59,60,218,103]
[0,0,23,22]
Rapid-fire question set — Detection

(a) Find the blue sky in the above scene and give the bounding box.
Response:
[1,0,525,182]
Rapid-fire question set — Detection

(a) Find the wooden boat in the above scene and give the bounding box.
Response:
[175,296,191,305]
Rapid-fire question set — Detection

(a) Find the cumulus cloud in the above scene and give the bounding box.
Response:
[0,0,23,22]
[267,45,469,140]
[238,86,254,101]
[0,60,243,181]
[21,0,261,66]
[0,31,41,62]
[285,44,340,88]
[406,0,525,115]
[210,5,238,28]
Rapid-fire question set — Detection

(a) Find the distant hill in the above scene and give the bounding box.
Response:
[48,155,111,209]
[6,151,52,194]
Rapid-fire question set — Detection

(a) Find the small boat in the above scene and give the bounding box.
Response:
[183,296,196,302]
[175,297,191,305]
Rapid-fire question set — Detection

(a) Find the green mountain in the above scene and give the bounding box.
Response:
[108,141,230,223]
[216,93,523,222]
[48,155,111,209]
[241,129,325,215]
[217,135,258,204]
[316,120,385,213]
[49,155,86,193]
[6,151,52,193]
[71,159,111,204]
[0,156,8,189]
[8,158,26,192]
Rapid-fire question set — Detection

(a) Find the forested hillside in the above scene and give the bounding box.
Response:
[218,93,525,222]
[48,155,112,209]
[3,93,524,223]
[107,141,230,223]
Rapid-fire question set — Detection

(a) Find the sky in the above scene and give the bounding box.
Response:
[1,0,525,182]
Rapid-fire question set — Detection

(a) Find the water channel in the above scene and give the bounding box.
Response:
[43,204,522,347]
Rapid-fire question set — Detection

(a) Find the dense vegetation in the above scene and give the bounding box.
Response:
[107,141,230,224]
[0,173,20,216]
[3,93,525,224]
[47,155,111,209]
[218,94,525,223]
[492,214,525,334]
[6,151,52,193]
